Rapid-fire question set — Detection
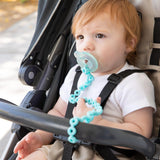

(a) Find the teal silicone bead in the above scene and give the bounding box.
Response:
[92,101,96,106]
[87,110,96,117]
[86,98,91,105]
[75,97,79,103]
[70,94,75,98]
[70,117,79,126]
[79,85,86,91]
[86,114,94,122]
[94,103,100,108]
[94,104,101,109]
[69,99,75,104]
[86,117,93,123]
[84,84,89,89]
[85,81,90,85]
[74,90,81,96]
[97,108,103,115]
[69,94,76,104]
[85,67,90,73]
[82,67,90,74]
[96,108,103,115]
[84,97,88,103]
[67,126,77,136]
[97,106,103,110]
[85,81,91,87]
[93,110,97,116]
[80,116,87,122]
[89,99,94,105]
[81,116,92,123]
[68,136,78,144]
[88,75,94,82]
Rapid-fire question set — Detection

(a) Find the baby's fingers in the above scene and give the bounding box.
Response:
[77,98,85,107]
[14,141,23,153]
[13,133,31,153]
[96,97,101,104]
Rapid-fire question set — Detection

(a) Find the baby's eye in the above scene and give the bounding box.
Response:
[95,33,105,38]
[76,35,84,40]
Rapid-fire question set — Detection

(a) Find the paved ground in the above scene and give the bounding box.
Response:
[0,12,37,158]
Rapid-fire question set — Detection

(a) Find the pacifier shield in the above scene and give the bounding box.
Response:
[74,51,98,72]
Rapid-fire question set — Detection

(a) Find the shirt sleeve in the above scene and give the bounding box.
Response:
[115,73,156,116]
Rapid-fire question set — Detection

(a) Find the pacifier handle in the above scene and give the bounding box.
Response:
[74,51,98,72]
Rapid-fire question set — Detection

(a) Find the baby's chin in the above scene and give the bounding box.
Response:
[91,69,108,76]
[92,67,119,76]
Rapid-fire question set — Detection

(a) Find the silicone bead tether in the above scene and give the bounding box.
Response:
[74,51,98,73]
[67,54,103,144]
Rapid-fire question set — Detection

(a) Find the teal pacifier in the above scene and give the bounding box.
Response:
[74,51,98,72]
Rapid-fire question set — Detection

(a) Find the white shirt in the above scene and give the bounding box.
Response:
[60,63,156,123]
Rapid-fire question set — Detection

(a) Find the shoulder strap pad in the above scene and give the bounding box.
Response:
[100,69,155,108]
[65,66,81,118]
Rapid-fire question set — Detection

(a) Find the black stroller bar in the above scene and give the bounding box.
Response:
[0,101,156,159]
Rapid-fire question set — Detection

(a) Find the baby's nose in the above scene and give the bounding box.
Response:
[83,40,95,52]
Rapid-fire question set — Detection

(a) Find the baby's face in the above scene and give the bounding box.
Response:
[75,13,130,75]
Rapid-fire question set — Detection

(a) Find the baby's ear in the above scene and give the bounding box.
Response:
[126,38,136,53]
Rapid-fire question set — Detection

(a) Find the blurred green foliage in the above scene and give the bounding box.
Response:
[20,0,29,3]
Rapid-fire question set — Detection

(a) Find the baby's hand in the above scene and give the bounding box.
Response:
[73,97,102,124]
[73,98,92,117]
[14,132,43,160]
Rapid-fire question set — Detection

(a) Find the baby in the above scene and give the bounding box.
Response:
[14,0,156,159]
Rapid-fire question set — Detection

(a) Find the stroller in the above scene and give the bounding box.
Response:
[0,0,160,159]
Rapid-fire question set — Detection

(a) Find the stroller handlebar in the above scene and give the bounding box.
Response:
[0,101,156,158]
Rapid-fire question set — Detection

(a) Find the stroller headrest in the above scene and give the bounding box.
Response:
[129,0,160,68]
[130,0,160,137]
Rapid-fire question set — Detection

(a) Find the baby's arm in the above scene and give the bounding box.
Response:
[14,97,67,160]
[97,107,153,138]
[73,98,153,138]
